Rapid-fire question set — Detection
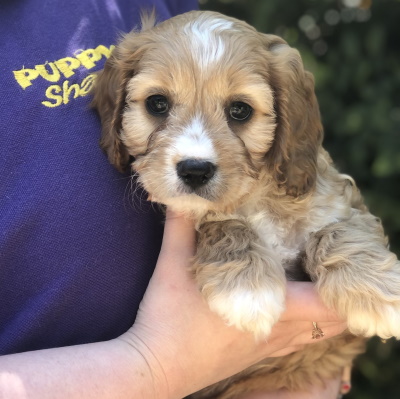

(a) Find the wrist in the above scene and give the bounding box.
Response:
[116,329,171,399]
[119,322,207,399]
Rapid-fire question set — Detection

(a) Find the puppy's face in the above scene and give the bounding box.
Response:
[122,19,277,213]
[93,11,323,214]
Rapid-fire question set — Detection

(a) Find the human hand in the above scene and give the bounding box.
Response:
[0,211,346,399]
[119,210,347,399]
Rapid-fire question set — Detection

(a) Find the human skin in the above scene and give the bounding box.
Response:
[0,211,346,399]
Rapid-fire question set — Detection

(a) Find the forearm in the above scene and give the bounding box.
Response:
[0,339,167,399]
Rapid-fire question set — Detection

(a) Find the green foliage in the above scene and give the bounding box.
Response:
[199,1,400,397]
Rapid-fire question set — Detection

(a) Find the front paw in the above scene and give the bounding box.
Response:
[193,218,286,339]
[346,301,400,339]
[206,284,286,339]
[305,213,400,340]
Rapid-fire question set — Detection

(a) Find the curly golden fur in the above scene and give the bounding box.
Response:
[92,10,400,398]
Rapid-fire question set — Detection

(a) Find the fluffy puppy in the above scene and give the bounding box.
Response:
[92,10,400,398]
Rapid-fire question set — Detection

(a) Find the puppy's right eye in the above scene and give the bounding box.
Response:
[146,95,169,116]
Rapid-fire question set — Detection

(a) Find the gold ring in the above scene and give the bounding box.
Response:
[312,322,324,339]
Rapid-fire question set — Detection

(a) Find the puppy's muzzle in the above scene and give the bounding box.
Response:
[177,159,216,190]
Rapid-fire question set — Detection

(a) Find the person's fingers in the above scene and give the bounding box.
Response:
[264,320,347,359]
[268,320,347,351]
[281,282,344,323]
[300,321,348,343]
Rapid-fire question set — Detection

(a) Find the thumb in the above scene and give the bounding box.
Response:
[157,209,196,272]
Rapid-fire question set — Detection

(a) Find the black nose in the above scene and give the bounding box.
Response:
[176,160,216,189]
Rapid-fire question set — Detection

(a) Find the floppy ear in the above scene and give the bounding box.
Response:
[91,13,157,172]
[261,35,323,197]
[91,52,131,172]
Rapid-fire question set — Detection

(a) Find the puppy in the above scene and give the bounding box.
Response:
[92,10,400,398]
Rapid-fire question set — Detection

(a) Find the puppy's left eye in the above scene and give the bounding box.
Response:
[146,95,169,116]
[229,102,253,121]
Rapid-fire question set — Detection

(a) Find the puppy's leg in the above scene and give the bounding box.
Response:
[193,218,286,339]
[305,212,400,339]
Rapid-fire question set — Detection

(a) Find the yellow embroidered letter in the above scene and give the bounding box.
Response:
[42,85,63,107]
[55,57,82,78]
[62,80,80,105]
[13,68,40,89]
[75,45,114,69]
[35,63,61,83]
[79,74,97,96]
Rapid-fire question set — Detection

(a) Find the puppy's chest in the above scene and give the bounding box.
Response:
[248,212,306,264]
[235,210,312,282]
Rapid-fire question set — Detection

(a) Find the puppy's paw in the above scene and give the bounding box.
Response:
[306,214,400,340]
[207,284,286,339]
[194,218,286,339]
[346,301,400,339]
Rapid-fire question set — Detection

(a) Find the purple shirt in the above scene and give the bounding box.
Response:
[0,0,198,355]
